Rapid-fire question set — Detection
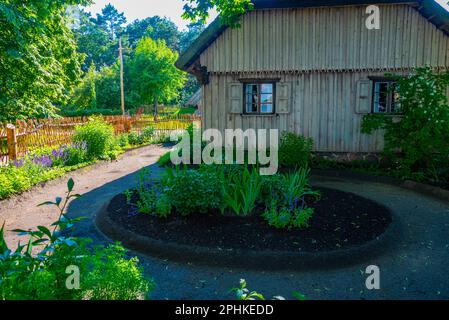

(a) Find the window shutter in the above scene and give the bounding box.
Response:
[229,82,243,114]
[355,80,373,114]
[276,82,291,114]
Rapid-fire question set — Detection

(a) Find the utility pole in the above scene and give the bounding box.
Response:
[119,37,125,115]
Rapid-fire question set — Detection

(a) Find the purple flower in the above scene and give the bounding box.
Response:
[13,159,24,168]
[32,155,53,168]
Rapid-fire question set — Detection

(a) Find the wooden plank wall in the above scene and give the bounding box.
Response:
[200,4,449,73]
[202,71,389,153]
[199,4,449,153]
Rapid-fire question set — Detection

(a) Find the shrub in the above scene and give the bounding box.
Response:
[73,117,115,159]
[0,179,154,300]
[128,132,140,146]
[261,168,320,230]
[362,67,449,180]
[155,193,172,218]
[165,166,224,216]
[139,126,155,144]
[279,132,313,168]
[116,134,129,148]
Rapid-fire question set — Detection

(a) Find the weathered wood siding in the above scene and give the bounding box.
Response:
[200,4,449,73]
[202,72,389,152]
[199,4,449,153]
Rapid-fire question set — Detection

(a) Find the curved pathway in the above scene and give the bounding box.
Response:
[0,145,168,248]
[1,145,448,299]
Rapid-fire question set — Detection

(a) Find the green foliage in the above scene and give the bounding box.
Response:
[59,108,123,117]
[0,179,153,300]
[0,162,65,200]
[116,133,129,148]
[128,37,187,105]
[155,193,172,219]
[164,166,224,216]
[0,0,88,122]
[73,117,115,159]
[232,279,265,300]
[261,168,320,230]
[157,151,172,167]
[263,205,314,230]
[68,62,97,110]
[361,67,449,179]
[279,132,314,168]
[139,126,156,144]
[223,166,263,216]
[127,132,140,146]
[125,16,180,50]
[232,279,293,301]
[182,0,254,27]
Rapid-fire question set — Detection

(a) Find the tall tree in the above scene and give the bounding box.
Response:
[125,16,180,50]
[128,37,187,110]
[179,21,205,52]
[73,10,116,70]
[0,0,89,122]
[94,3,126,40]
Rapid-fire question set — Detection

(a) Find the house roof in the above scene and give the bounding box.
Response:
[176,0,449,71]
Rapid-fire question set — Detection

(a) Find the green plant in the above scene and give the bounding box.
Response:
[73,116,115,159]
[362,67,449,180]
[279,132,313,168]
[232,279,265,300]
[116,133,129,148]
[223,166,262,216]
[135,169,158,215]
[263,204,314,229]
[128,132,140,146]
[231,279,291,301]
[165,166,224,216]
[0,179,154,300]
[139,126,155,144]
[261,168,320,230]
[155,193,172,218]
[157,151,172,167]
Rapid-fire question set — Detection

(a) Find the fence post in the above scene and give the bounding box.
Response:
[6,124,17,162]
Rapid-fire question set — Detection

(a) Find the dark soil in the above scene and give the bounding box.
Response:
[107,187,392,253]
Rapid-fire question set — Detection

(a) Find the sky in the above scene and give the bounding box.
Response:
[84,0,217,31]
[85,0,449,31]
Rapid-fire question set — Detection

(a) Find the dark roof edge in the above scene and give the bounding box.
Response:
[176,0,449,71]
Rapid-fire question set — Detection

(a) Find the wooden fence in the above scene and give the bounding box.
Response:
[0,114,201,165]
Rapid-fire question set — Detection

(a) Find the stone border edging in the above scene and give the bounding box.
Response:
[311,169,449,203]
[94,198,402,271]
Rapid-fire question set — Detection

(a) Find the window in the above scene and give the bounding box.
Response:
[372,80,400,113]
[244,82,275,114]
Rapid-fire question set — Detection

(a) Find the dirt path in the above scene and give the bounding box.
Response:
[0,144,169,248]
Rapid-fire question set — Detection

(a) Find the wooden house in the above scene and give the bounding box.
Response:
[176,0,449,156]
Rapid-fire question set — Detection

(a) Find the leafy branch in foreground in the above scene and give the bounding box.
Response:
[232,279,305,301]
[182,0,254,27]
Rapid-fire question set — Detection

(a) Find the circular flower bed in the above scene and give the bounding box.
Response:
[96,165,398,270]
[105,186,392,253]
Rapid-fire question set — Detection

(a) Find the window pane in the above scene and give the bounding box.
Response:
[374,82,389,113]
[261,104,273,113]
[391,84,400,113]
[260,93,272,104]
[260,83,273,93]
[246,84,258,95]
